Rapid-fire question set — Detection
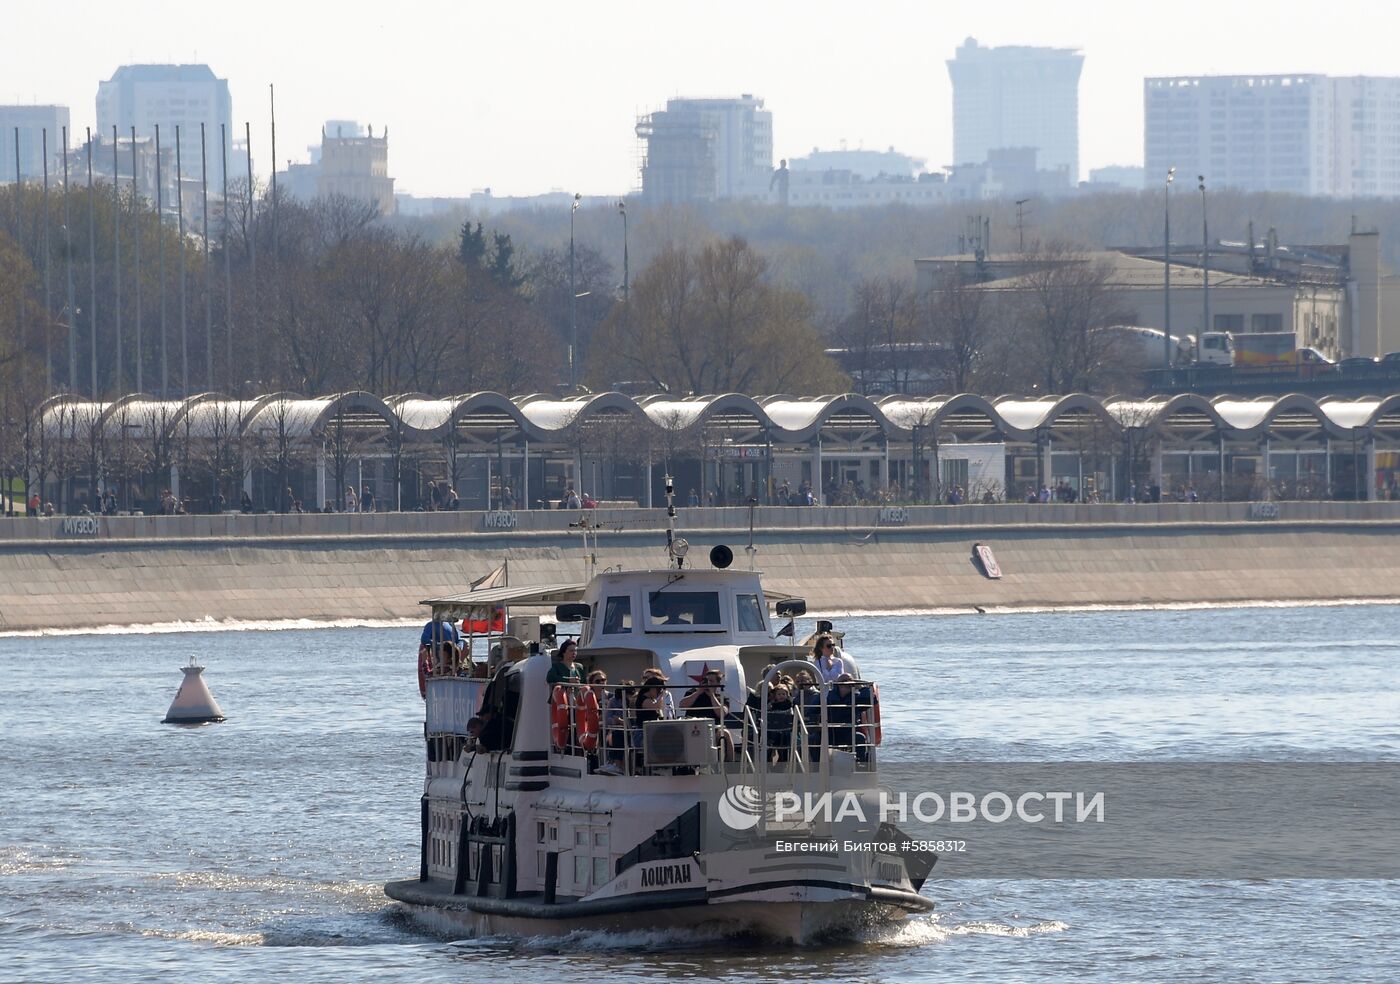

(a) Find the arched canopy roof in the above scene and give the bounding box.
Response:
[23,391,1400,451]
[517,392,649,438]
[391,392,531,440]
[993,394,1121,440]
[243,391,399,441]
[642,393,770,433]
[758,394,888,442]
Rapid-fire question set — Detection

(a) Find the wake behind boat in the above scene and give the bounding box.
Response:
[385,481,935,943]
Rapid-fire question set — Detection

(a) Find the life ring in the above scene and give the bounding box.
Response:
[577,688,601,752]
[550,685,572,751]
[417,644,432,699]
[871,682,883,746]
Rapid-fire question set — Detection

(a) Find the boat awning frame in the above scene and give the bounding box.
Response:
[422,582,588,616]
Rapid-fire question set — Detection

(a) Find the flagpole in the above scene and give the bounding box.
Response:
[176,124,187,396]
[132,126,142,394]
[222,123,232,392]
[156,123,167,397]
[201,122,211,391]
[86,127,98,398]
[113,125,123,396]
[42,128,52,394]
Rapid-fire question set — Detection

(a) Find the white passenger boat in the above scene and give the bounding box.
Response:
[385,486,935,943]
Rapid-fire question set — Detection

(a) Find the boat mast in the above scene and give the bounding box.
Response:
[663,474,687,569]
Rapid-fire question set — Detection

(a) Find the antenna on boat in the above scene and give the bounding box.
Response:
[663,474,686,569]
[570,513,600,581]
[745,498,758,570]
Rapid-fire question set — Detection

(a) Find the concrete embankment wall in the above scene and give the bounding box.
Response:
[2,502,1399,630]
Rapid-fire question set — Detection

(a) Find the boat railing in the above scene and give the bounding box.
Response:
[548,676,880,779]
[551,682,740,777]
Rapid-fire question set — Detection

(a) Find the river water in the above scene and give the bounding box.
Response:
[2,604,1398,982]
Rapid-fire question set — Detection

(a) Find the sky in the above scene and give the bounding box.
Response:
[8,0,1400,198]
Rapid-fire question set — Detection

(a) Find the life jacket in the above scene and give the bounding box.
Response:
[417,644,432,699]
[577,688,601,752]
[550,684,572,751]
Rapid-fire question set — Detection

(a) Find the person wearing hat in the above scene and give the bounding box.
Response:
[421,614,460,651]
[418,615,460,698]
[640,667,676,719]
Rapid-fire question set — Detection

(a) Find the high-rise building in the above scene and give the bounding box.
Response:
[637,95,773,203]
[0,105,69,180]
[946,37,1084,183]
[1144,74,1400,198]
[788,146,925,180]
[97,64,232,185]
[316,122,395,215]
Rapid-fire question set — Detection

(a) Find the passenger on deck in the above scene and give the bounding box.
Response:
[601,679,634,773]
[436,641,458,676]
[822,673,869,761]
[421,615,460,652]
[764,682,795,763]
[640,669,676,718]
[475,709,507,753]
[680,669,736,761]
[631,679,668,764]
[547,639,583,685]
[812,634,846,683]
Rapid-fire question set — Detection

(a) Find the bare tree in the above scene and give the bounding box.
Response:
[1011,242,1136,394]
[925,269,991,393]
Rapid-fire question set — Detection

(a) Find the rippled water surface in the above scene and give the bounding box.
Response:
[2,605,1398,982]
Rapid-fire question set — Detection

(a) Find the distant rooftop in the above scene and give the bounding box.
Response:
[103,63,223,82]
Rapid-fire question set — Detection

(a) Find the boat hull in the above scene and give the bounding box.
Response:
[385,877,931,944]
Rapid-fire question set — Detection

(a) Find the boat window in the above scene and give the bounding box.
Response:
[735,594,766,632]
[647,591,722,627]
[603,595,632,634]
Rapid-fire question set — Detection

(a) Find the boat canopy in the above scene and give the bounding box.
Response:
[423,582,587,619]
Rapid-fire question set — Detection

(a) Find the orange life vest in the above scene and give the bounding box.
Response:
[577,688,601,752]
[550,685,572,750]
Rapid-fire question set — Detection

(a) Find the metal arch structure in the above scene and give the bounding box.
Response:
[22,389,1400,509]
[25,390,1400,450]
[28,390,1400,447]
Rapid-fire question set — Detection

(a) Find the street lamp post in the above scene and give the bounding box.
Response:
[618,199,629,305]
[1198,175,1209,366]
[569,192,580,389]
[1164,167,1175,370]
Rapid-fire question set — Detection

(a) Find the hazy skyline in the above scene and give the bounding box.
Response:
[8,0,1399,198]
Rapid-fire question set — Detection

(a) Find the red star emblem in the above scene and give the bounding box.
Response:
[689,663,714,685]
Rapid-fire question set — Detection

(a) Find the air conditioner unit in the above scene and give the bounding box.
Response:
[643,719,715,767]
[507,615,541,644]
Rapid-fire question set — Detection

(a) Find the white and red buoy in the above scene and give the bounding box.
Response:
[162,657,226,724]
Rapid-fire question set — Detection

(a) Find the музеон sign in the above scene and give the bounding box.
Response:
[481,511,518,529]
[61,516,101,536]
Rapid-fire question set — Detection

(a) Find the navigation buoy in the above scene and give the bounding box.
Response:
[162,657,226,724]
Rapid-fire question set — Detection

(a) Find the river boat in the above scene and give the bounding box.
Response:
[384,484,936,942]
